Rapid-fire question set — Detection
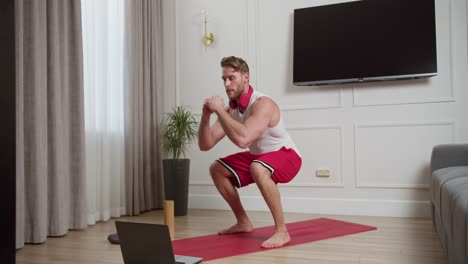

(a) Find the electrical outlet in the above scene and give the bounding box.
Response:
[316,169,331,177]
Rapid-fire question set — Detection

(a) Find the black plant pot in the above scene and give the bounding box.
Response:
[163,159,190,216]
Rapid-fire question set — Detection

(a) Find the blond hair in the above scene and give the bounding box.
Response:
[220,56,249,74]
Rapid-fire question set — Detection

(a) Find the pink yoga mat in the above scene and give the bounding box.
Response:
[172,217,376,261]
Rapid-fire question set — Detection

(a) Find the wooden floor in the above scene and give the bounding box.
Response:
[16,209,448,264]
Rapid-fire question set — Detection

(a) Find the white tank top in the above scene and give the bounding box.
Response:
[228,90,300,156]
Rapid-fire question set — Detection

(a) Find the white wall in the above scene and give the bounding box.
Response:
[162,0,468,218]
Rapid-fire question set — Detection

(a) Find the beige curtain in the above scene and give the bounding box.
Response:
[16,0,87,248]
[124,0,164,215]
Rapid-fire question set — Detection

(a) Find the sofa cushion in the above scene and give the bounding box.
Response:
[431,166,468,209]
[450,190,468,264]
[440,176,468,245]
[431,166,468,253]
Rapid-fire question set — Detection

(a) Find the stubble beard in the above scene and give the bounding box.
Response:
[227,84,244,101]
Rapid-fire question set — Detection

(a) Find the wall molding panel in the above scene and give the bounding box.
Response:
[354,120,455,189]
[286,125,345,187]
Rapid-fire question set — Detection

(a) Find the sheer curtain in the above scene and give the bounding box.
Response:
[81,0,126,224]
[81,0,164,221]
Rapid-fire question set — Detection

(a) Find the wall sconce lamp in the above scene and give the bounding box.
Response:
[202,12,214,46]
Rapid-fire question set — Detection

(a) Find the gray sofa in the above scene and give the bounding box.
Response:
[430,144,468,264]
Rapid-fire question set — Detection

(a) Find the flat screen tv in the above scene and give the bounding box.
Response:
[293,0,437,86]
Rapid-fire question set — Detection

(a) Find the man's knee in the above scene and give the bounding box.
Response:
[210,161,229,179]
[250,162,272,184]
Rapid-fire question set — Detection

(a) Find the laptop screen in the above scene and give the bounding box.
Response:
[115,221,202,264]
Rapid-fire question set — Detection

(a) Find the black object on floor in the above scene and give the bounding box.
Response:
[108,233,120,244]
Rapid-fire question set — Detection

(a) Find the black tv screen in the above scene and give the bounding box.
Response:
[293,0,437,86]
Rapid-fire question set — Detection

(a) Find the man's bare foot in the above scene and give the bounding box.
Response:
[218,222,253,235]
[261,231,291,248]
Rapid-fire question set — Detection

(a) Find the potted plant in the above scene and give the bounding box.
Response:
[161,105,198,216]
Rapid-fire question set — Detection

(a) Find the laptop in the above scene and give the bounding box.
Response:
[115,221,203,264]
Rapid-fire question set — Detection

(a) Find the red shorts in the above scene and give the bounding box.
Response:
[217,147,302,188]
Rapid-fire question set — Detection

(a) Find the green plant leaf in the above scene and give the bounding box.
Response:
[161,105,199,159]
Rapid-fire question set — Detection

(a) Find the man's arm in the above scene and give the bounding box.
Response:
[198,104,226,151]
[211,97,274,149]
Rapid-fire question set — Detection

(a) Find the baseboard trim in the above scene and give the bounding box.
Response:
[188,194,431,218]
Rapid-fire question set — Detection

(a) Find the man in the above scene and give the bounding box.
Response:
[198,56,302,248]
